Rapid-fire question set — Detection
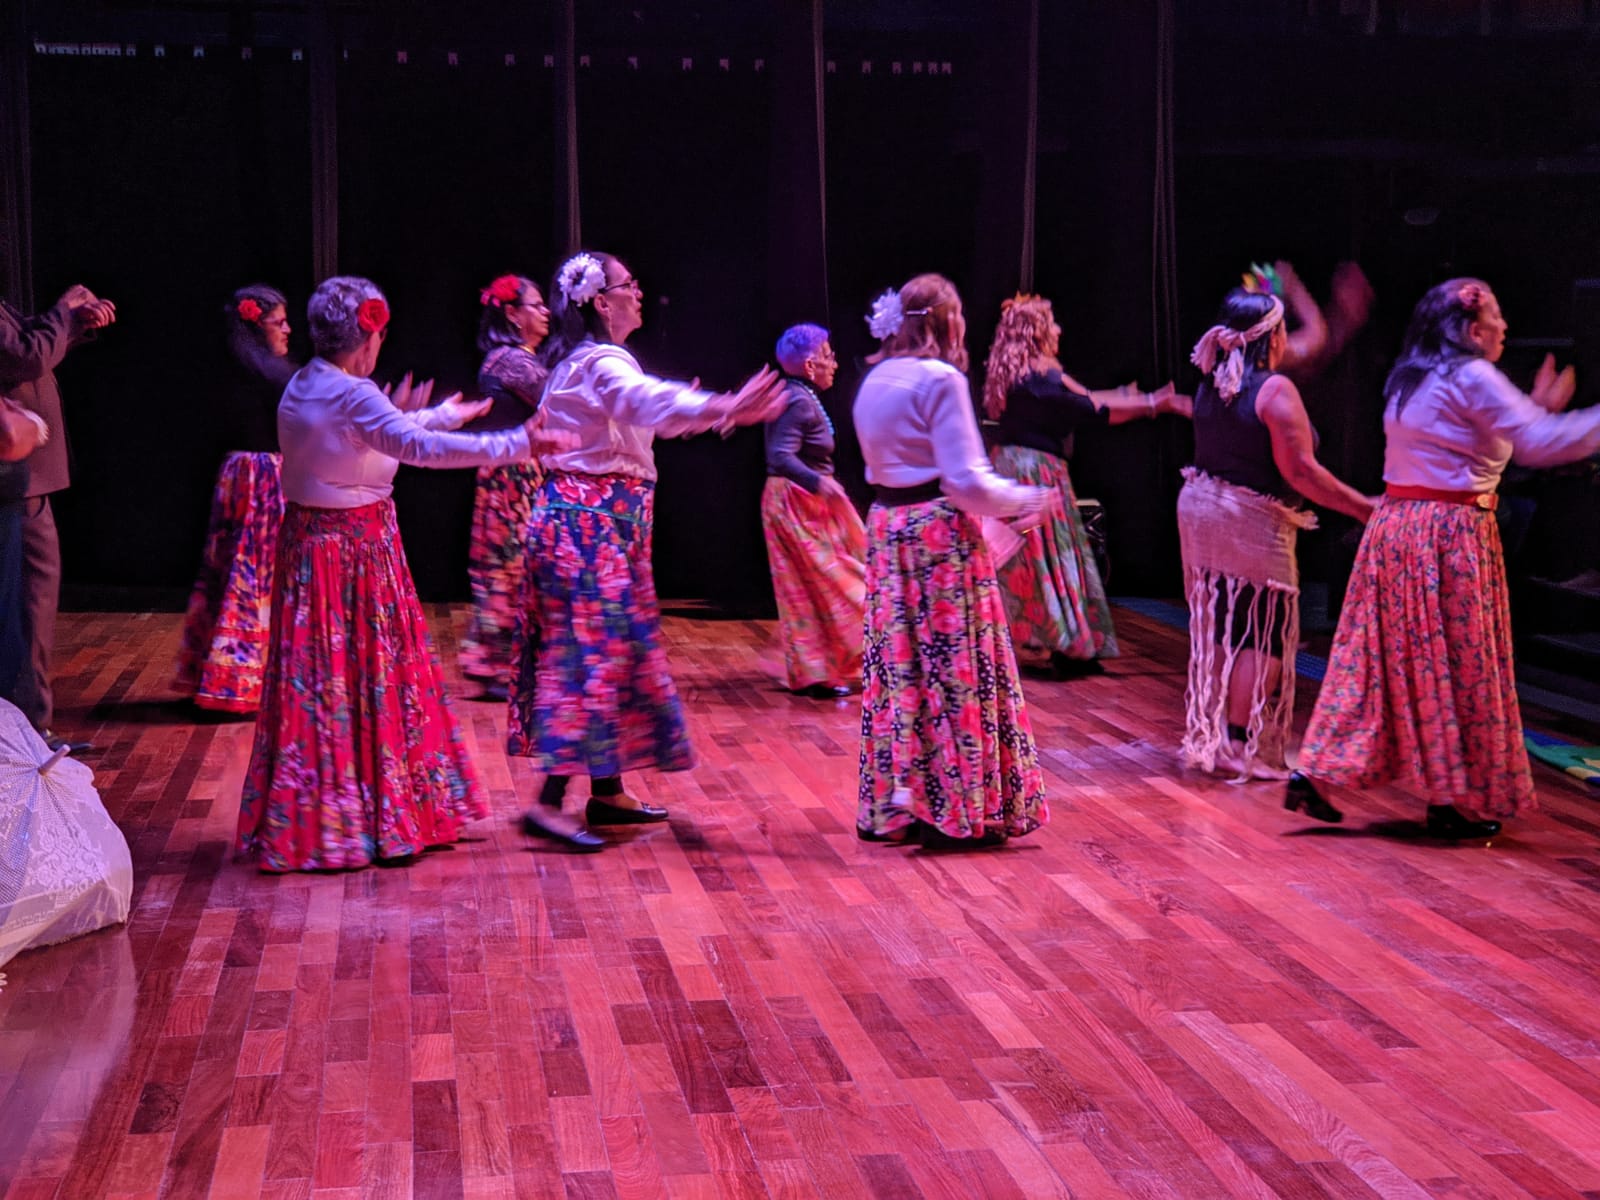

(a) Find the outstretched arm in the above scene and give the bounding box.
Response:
[1257,375,1374,522]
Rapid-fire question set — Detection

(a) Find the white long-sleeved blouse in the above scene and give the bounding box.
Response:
[278,357,531,508]
[538,340,720,481]
[853,356,1038,518]
[1384,357,1600,492]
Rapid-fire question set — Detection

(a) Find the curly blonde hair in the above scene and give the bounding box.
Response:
[868,273,968,372]
[981,294,1055,420]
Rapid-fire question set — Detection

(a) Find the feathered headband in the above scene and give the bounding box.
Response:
[1190,295,1284,401]
[1241,262,1282,297]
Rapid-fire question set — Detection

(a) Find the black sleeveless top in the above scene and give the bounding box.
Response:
[1192,371,1300,503]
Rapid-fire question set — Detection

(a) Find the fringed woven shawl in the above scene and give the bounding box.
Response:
[1176,468,1316,780]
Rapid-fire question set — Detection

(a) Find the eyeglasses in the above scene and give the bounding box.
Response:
[600,276,641,295]
[511,300,548,312]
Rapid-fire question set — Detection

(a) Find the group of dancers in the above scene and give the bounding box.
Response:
[170,252,1600,872]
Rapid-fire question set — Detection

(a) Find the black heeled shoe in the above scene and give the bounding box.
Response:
[1425,805,1502,840]
[586,795,669,825]
[1283,772,1343,823]
[517,810,605,852]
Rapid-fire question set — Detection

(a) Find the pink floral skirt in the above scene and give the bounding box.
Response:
[237,500,485,872]
[1300,498,1535,819]
[856,498,1047,839]
[459,459,543,684]
[174,452,283,712]
[507,472,692,776]
[760,475,867,690]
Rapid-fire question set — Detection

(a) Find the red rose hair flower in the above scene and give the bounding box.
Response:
[356,297,390,334]
[1457,282,1487,312]
[480,274,522,307]
[237,298,263,323]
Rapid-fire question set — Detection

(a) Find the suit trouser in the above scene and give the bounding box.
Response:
[0,500,25,706]
[17,494,60,730]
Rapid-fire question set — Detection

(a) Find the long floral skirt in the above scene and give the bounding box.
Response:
[991,444,1119,661]
[236,500,485,872]
[760,475,868,690]
[459,459,543,685]
[1300,498,1535,819]
[507,472,693,777]
[174,451,283,712]
[856,498,1047,839]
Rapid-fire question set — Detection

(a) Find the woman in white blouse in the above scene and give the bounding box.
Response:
[1297,278,1600,839]
[853,273,1054,847]
[509,251,780,851]
[236,275,570,873]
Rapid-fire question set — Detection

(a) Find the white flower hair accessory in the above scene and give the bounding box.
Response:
[866,289,905,339]
[557,254,606,307]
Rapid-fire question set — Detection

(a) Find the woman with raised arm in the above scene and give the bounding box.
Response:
[983,293,1190,676]
[236,276,569,873]
[174,285,298,713]
[1177,270,1375,790]
[853,274,1054,847]
[459,273,551,698]
[1295,279,1600,838]
[510,251,781,851]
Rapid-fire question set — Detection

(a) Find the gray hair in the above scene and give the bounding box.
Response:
[307,275,386,357]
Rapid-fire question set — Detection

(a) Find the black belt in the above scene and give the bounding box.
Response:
[872,481,943,507]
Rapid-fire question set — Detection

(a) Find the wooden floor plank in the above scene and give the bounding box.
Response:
[2,605,1599,1199]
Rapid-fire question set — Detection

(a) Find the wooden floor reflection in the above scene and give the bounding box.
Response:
[3,606,1600,1199]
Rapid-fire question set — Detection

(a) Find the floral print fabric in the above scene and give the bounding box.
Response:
[760,475,867,690]
[1300,498,1535,819]
[174,451,284,713]
[236,500,485,872]
[507,472,693,776]
[856,499,1048,839]
[459,459,543,684]
[991,444,1119,661]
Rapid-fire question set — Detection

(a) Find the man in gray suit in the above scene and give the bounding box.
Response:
[0,284,116,746]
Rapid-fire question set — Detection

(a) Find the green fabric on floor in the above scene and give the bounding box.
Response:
[1525,735,1600,787]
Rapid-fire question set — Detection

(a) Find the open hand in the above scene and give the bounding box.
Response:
[386,373,434,413]
[523,412,580,458]
[1531,353,1577,413]
[434,394,492,429]
[710,365,785,436]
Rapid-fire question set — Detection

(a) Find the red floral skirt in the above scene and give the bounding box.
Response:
[459,459,543,684]
[507,472,693,776]
[1300,498,1535,819]
[856,498,1047,839]
[236,500,486,872]
[760,475,867,690]
[174,452,283,712]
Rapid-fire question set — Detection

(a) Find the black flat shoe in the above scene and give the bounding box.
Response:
[1049,653,1104,680]
[856,824,915,844]
[1283,772,1343,823]
[517,811,605,852]
[586,796,669,825]
[796,683,854,699]
[915,821,1007,849]
[1426,805,1502,840]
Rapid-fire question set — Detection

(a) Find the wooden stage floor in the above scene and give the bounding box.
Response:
[3,606,1600,1200]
